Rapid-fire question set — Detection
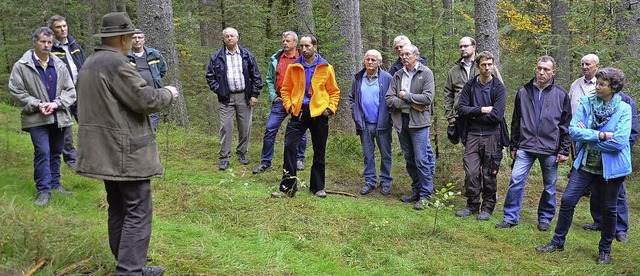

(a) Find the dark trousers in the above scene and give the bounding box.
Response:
[30,124,65,192]
[105,180,153,275]
[62,125,76,165]
[280,106,329,194]
[462,134,500,213]
[551,169,624,253]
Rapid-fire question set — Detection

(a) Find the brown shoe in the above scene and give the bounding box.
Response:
[314,190,327,198]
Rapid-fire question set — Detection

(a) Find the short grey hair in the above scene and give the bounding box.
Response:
[282,31,298,42]
[222,27,238,37]
[581,54,600,65]
[32,27,54,43]
[364,49,382,62]
[47,15,66,29]
[406,44,419,55]
[393,35,411,45]
[537,55,557,69]
[596,67,626,92]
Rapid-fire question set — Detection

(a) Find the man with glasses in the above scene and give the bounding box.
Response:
[388,35,427,76]
[386,44,435,210]
[444,36,502,143]
[129,29,168,130]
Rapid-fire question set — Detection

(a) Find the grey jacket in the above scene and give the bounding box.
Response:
[75,45,174,181]
[386,63,435,132]
[8,50,76,131]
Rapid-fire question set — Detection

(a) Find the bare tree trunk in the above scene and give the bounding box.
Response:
[329,0,361,129]
[80,0,97,55]
[297,0,315,34]
[474,0,500,68]
[443,0,455,35]
[551,0,570,87]
[136,0,190,129]
[199,0,222,48]
[617,0,640,59]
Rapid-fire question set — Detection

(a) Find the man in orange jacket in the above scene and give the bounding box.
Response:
[271,34,340,198]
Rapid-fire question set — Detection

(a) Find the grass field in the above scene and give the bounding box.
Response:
[1,102,638,275]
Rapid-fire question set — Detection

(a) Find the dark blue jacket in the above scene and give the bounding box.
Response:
[619,91,638,148]
[205,45,263,105]
[388,55,427,76]
[457,75,508,146]
[510,78,572,156]
[128,46,168,89]
[51,35,85,78]
[348,68,393,134]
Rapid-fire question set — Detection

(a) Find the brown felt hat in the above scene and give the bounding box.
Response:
[93,12,137,38]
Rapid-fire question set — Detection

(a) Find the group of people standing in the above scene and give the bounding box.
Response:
[7,11,634,273]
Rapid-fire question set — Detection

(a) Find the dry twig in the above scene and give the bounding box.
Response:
[25,258,46,276]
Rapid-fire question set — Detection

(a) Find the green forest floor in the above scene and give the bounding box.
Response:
[1,103,638,275]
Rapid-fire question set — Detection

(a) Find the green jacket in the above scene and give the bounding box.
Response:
[75,45,174,181]
[8,50,76,131]
[443,57,502,120]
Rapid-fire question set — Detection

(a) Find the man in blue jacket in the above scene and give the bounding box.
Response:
[496,56,572,231]
[206,27,263,171]
[129,29,168,130]
[349,49,393,196]
[49,15,85,169]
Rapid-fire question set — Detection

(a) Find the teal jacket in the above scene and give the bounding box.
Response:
[128,46,167,89]
[570,94,632,179]
[266,49,300,102]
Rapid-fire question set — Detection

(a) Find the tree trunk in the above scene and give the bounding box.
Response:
[329,0,361,129]
[136,0,190,129]
[297,0,315,34]
[443,0,455,35]
[474,0,500,68]
[551,0,570,87]
[617,0,640,59]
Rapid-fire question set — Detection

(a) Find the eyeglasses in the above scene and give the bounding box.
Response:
[596,82,610,88]
[459,44,472,49]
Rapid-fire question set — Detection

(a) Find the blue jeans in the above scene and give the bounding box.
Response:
[398,115,434,200]
[360,122,392,188]
[260,99,306,166]
[551,169,624,253]
[502,150,558,225]
[589,182,629,235]
[29,124,65,192]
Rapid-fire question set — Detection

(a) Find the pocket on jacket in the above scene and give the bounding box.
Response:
[130,134,156,153]
[488,151,503,176]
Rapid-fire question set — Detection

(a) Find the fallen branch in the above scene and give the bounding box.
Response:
[55,258,91,276]
[325,190,357,197]
[25,258,46,276]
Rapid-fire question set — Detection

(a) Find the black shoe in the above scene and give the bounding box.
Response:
[616,233,630,243]
[66,161,76,169]
[142,265,165,276]
[537,222,551,232]
[219,160,229,170]
[582,223,601,231]
[495,220,517,229]
[535,243,564,253]
[400,192,419,203]
[253,164,272,174]
[455,208,474,217]
[35,191,51,206]
[52,187,73,195]
[596,251,611,264]
[477,211,492,221]
[359,184,375,195]
[380,186,391,196]
[414,198,430,210]
[582,189,591,198]
[239,155,249,165]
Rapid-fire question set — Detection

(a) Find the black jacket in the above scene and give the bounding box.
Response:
[457,75,508,147]
[205,45,263,105]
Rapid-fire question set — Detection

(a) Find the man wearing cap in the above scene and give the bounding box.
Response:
[8,27,76,206]
[76,12,179,276]
[48,15,86,168]
[206,27,264,171]
[129,29,168,130]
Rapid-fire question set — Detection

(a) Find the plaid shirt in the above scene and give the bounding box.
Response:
[225,48,245,92]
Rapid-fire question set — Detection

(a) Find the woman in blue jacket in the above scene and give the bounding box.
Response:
[535,67,632,265]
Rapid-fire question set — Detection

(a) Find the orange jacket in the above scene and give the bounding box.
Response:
[280,57,340,118]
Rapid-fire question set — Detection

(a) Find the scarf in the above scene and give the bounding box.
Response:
[589,92,621,129]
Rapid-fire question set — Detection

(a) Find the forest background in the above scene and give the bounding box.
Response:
[1,0,639,274]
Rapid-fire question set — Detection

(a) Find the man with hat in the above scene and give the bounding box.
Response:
[76,12,178,276]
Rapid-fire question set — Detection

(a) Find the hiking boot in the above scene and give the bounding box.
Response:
[359,184,375,195]
[596,251,611,264]
[380,186,391,196]
[253,164,272,174]
[400,192,419,203]
[219,160,229,171]
[537,222,551,232]
[536,243,564,253]
[238,155,249,165]
[35,191,51,206]
[616,233,630,243]
[314,190,327,198]
[52,187,73,195]
[455,208,474,217]
[495,220,517,229]
[477,211,492,221]
[142,265,165,276]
